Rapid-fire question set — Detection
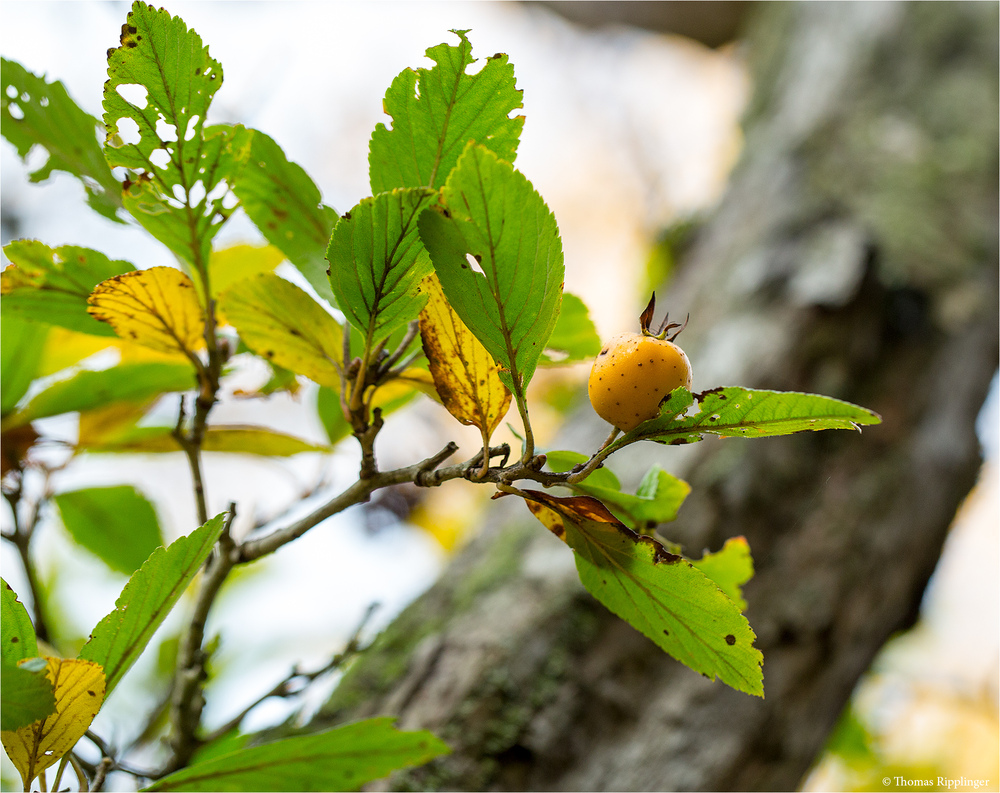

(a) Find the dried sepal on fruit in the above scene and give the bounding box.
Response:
[588,293,692,432]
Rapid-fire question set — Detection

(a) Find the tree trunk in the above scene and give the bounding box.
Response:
[301,3,999,790]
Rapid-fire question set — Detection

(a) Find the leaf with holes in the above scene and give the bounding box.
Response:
[2,240,134,336]
[1,657,105,789]
[229,127,338,305]
[145,717,450,792]
[369,29,523,193]
[327,188,436,346]
[419,143,564,395]
[520,490,763,696]
[419,272,511,448]
[1,58,122,222]
[104,2,236,265]
[78,513,226,697]
[219,273,343,390]
[1,658,56,732]
[607,387,882,453]
[87,267,205,358]
[53,486,163,576]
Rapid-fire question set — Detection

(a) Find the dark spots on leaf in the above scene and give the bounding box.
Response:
[264,350,274,358]
[126,41,138,49]
[725,634,736,646]
[289,329,302,337]
[342,211,351,220]
[195,67,201,75]
[127,24,137,34]
[662,629,669,636]
[88,690,97,697]
[10,637,18,644]
[699,386,725,397]
[441,208,451,219]
[668,438,689,445]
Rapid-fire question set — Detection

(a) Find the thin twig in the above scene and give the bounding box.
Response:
[166,505,239,772]
[202,603,380,744]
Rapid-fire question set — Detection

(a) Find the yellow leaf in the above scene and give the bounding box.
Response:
[208,243,285,300]
[87,267,206,357]
[418,273,511,445]
[1,657,105,789]
[38,328,116,377]
[218,273,343,390]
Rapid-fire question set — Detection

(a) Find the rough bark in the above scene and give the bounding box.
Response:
[299,3,999,790]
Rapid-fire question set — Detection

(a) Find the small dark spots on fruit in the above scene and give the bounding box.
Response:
[725,634,736,645]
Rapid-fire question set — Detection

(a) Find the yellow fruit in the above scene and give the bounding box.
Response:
[588,332,692,431]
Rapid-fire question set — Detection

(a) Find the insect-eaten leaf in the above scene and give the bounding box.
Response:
[219,273,343,391]
[1,657,105,790]
[608,387,882,452]
[520,489,763,697]
[419,143,564,395]
[87,267,205,358]
[2,241,134,336]
[1,57,123,222]
[104,3,236,266]
[327,188,436,345]
[145,717,449,792]
[419,273,511,446]
[544,450,689,531]
[369,29,523,193]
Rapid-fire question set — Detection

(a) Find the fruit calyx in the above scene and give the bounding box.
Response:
[639,292,688,341]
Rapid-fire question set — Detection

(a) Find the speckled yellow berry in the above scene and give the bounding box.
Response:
[588,332,692,432]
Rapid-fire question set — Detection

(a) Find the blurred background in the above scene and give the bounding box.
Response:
[1,2,996,790]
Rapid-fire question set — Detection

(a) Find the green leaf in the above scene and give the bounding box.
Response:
[79,426,330,457]
[119,126,237,267]
[0,658,56,732]
[327,188,436,344]
[219,273,343,391]
[0,316,47,416]
[228,127,338,305]
[2,241,134,336]
[2,362,195,430]
[538,292,601,365]
[369,29,523,193]
[419,143,564,393]
[545,451,690,530]
[53,486,163,576]
[104,3,234,266]
[522,490,763,696]
[2,580,38,663]
[692,537,753,613]
[144,717,450,792]
[78,513,227,697]
[0,57,123,222]
[608,387,882,452]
